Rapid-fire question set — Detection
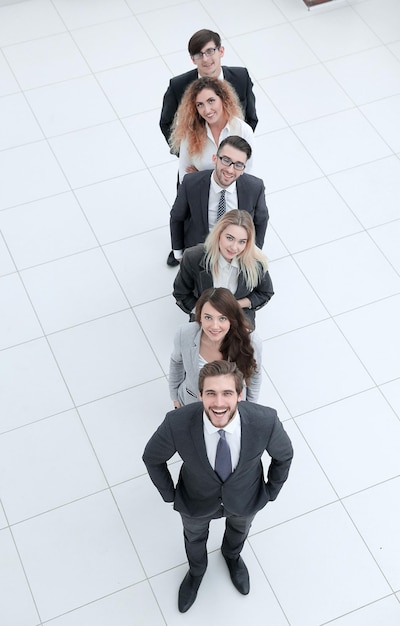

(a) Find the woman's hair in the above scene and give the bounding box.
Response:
[204,210,269,290]
[195,287,257,383]
[169,76,243,156]
[199,360,244,395]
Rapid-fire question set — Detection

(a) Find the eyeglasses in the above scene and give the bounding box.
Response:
[192,46,220,61]
[217,155,246,171]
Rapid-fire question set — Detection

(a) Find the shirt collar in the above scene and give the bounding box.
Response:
[218,252,240,270]
[197,69,224,80]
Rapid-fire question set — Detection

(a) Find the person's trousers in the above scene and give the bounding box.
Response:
[180,506,255,576]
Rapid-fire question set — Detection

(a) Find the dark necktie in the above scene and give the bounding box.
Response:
[215,429,232,481]
[217,189,226,220]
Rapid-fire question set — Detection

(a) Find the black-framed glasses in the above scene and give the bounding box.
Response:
[192,46,220,61]
[217,155,246,171]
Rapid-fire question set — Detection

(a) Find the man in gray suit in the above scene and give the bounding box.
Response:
[170,136,269,263]
[143,360,293,613]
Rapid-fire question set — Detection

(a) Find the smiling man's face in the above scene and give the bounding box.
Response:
[200,374,243,428]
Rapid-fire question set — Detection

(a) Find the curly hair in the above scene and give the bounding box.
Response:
[195,287,257,384]
[169,77,243,156]
[204,210,269,291]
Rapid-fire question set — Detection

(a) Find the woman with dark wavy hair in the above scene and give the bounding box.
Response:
[169,76,254,182]
[169,287,262,408]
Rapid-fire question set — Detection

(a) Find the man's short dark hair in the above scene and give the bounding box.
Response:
[217,136,252,161]
[188,29,221,56]
[198,360,244,394]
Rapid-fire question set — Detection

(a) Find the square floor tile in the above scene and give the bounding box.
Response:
[380,379,400,417]
[52,0,132,30]
[251,503,391,626]
[0,273,43,349]
[123,110,176,167]
[260,64,353,125]
[329,156,400,228]
[257,370,292,422]
[250,419,337,534]
[0,410,107,523]
[0,528,39,626]
[262,225,290,261]
[297,389,400,497]
[255,256,329,339]
[354,0,400,44]
[96,58,172,118]
[328,596,400,626]
[113,471,189,576]
[12,491,145,621]
[134,295,191,375]
[0,141,69,210]
[0,92,43,150]
[48,310,163,405]
[26,75,117,137]
[0,0,65,46]
[293,6,380,60]
[3,33,90,90]
[293,109,392,175]
[0,52,20,96]
[327,46,400,105]
[336,295,400,384]
[264,320,374,415]
[75,170,170,245]
[103,228,174,306]
[0,236,15,276]
[71,17,158,73]
[149,160,181,207]
[268,178,362,253]
[79,378,171,485]
[200,0,285,37]
[44,582,165,626]
[251,83,287,136]
[345,477,400,589]
[370,219,400,273]
[49,121,144,188]
[21,248,128,333]
[294,232,400,315]
[0,192,98,269]
[231,24,318,80]
[253,128,323,193]
[361,94,400,153]
[0,338,73,433]
[137,3,219,55]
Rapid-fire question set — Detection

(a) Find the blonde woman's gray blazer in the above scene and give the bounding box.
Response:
[169,322,262,406]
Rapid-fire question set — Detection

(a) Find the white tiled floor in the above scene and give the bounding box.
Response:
[0,0,399,624]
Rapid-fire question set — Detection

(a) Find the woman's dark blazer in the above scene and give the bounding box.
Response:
[173,244,274,326]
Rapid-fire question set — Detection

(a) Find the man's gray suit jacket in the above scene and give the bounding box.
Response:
[142,401,293,518]
[170,170,269,251]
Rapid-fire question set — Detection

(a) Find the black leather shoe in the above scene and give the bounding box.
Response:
[223,555,250,595]
[167,250,179,267]
[178,571,204,613]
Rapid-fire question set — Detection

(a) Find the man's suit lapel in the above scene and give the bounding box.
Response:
[190,410,221,480]
[199,172,211,234]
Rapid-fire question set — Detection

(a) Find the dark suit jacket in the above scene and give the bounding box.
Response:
[160,66,258,144]
[170,170,269,251]
[173,244,274,326]
[143,401,293,518]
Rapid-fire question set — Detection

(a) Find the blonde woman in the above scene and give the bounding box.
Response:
[170,76,254,182]
[173,210,273,327]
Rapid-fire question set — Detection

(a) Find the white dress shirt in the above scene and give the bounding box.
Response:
[208,174,238,231]
[213,253,239,295]
[203,409,241,471]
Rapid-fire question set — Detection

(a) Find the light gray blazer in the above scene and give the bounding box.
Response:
[169,322,262,406]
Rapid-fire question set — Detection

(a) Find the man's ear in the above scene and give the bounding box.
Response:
[212,153,217,164]
[238,390,244,402]
[219,46,225,59]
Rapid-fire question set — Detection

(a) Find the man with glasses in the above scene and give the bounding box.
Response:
[160,29,258,147]
[170,136,268,263]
